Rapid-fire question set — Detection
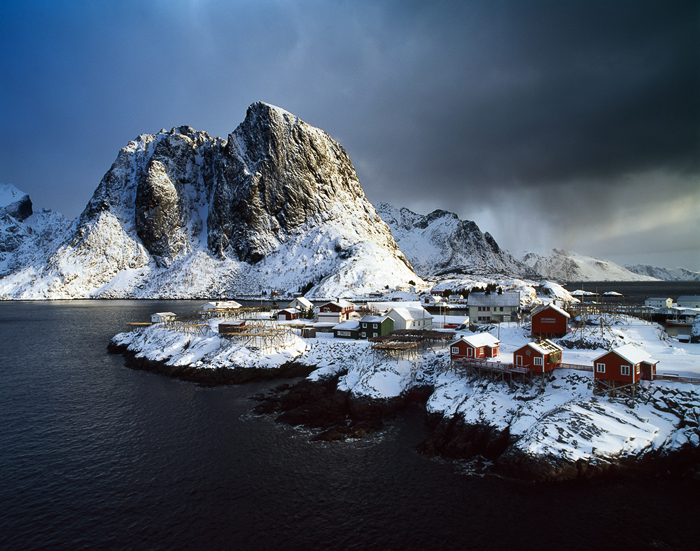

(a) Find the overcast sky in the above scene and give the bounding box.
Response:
[2,0,698,270]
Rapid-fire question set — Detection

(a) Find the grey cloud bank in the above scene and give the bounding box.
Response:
[1,0,698,270]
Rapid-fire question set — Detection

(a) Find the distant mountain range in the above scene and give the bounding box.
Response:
[624,264,700,282]
[375,203,537,279]
[1,104,698,299]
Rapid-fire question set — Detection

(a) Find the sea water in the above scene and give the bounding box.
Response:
[0,300,697,551]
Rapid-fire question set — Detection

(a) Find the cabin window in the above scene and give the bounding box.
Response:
[636,364,640,375]
[621,365,630,376]
[452,347,459,354]
[526,350,531,356]
[362,323,367,328]
[360,332,366,338]
[373,333,378,338]
[534,357,543,366]
[596,363,605,373]
[478,347,483,355]
[373,324,378,329]
[467,348,473,357]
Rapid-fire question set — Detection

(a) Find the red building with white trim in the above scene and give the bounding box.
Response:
[593,344,658,384]
[531,304,570,338]
[513,340,563,373]
[450,333,500,361]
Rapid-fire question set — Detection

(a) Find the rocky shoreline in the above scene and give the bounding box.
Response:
[108,340,700,483]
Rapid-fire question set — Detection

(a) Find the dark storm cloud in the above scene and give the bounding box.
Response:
[0,0,698,269]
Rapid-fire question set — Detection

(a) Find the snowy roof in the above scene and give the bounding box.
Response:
[678,296,700,302]
[646,297,671,301]
[200,301,242,310]
[153,312,176,317]
[533,303,570,319]
[321,299,354,308]
[456,333,500,348]
[288,297,313,308]
[467,292,520,307]
[388,307,432,321]
[523,339,563,355]
[333,320,360,330]
[279,308,300,314]
[594,343,656,365]
[360,315,389,323]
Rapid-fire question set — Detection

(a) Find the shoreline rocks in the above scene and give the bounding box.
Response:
[108,340,700,483]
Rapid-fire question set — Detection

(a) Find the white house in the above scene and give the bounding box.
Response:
[644,297,673,309]
[467,292,520,323]
[677,296,700,308]
[200,300,242,312]
[151,312,176,323]
[386,307,433,330]
[288,297,314,311]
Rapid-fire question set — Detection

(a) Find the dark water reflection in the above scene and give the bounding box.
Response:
[0,301,697,551]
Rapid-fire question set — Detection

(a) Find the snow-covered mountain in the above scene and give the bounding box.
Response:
[0,102,420,299]
[625,264,700,282]
[376,203,536,279]
[0,183,33,221]
[521,249,658,282]
[0,183,71,278]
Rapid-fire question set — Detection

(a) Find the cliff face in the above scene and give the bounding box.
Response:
[625,264,700,282]
[376,202,536,278]
[0,103,419,299]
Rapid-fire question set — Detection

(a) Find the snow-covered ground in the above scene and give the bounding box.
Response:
[112,311,699,469]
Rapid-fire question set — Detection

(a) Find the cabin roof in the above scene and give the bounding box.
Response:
[454,332,500,348]
[594,343,656,365]
[467,292,520,307]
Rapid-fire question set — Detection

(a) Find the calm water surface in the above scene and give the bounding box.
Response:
[0,300,698,551]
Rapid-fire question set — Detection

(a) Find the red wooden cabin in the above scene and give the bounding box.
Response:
[450,333,500,361]
[593,344,658,384]
[277,308,300,321]
[513,340,563,373]
[219,321,246,334]
[531,304,570,338]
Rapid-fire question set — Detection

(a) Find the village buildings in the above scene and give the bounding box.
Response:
[317,300,354,324]
[151,312,176,324]
[645,297,673,309]
[677,296,700,308]
[593,343,658,385]
[467,292,520,323]
[513,340,563,373]
[277,308,301,321]
[359,315,394,339]
[386,306,433,330]
[449,333,500,361]
[288,297,314,312]
[531,303,570,338]
[333,319,360,339]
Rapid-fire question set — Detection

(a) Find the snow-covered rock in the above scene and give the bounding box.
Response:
[0,183,32,221]
[376,202,536,278]
[0,103,421,299]
[625,264,700,282]
[522,249,659,282]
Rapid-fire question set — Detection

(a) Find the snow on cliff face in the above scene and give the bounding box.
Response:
[521,249,659,282]
[0,103,420,299]
[625,264,700,282]
[376,202,535,278]
[0,184,33,221]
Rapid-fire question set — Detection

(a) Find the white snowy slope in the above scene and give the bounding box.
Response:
[0,183,71,279]
[625,264,700,282]
[376,202,536,279]
[0,103,421,299]
[521,249,659,282]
